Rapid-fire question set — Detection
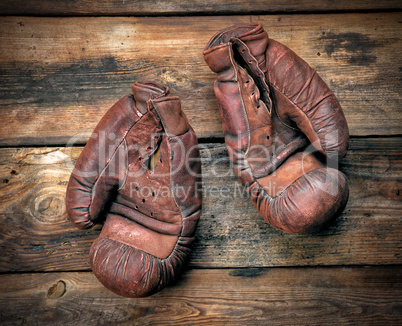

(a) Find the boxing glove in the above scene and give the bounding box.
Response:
[66,81,202,297]
[203,23,349,234]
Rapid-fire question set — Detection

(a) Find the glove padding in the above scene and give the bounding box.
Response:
[66,81,202,297]
[203,23,349,233]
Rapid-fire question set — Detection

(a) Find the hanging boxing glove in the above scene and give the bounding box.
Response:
[203,23,349,234]
[66,81,202,297]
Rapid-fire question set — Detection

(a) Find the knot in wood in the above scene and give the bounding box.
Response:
[47,280,66,299]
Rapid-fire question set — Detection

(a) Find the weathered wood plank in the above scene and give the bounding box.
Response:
[0,0,400,16]
[0,13,401,146]
[0,267,401,325]
[0,138,400,272]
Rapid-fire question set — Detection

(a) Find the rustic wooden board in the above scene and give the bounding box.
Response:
[0,0,400,16]
[0,138,400,272]
[0,13,401,146]
[0,267,401,325]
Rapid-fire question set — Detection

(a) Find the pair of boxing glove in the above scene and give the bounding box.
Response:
[66,23,349,298]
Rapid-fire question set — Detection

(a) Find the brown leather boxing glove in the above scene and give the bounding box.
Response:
[203,23,349,234]
[66,81,202,297]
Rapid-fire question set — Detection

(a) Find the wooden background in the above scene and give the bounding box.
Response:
[0,1,401,325]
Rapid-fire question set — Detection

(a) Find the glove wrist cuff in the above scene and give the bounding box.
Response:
[132,81,169,114]
[152,96,190,137]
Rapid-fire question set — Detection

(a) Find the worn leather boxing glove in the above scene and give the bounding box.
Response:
[66,81,202,297]
[203,23,349,234]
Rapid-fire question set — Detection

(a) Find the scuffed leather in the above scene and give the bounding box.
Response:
[66,81,202,297]
[204,23,349,234]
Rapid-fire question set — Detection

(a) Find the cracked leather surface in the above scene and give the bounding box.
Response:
[204,23,349,234]
[66,81,202,297]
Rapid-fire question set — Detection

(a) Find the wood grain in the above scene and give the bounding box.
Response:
[0,0,400,16]
[0,138,400,272]
[0,0,401,16]
[0,267,400,325]
[0,13,401,146]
